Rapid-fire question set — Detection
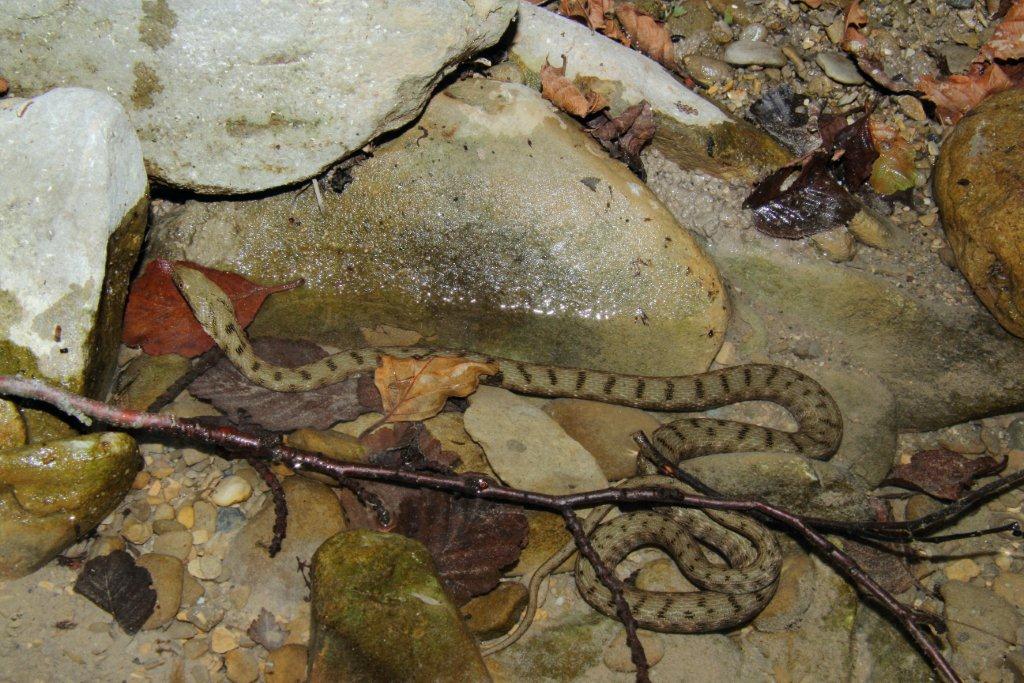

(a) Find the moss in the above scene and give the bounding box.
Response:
[495,612,616,681]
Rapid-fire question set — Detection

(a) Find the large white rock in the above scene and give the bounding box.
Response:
[0,0,516,193]
[509,1,789,180]
[0,88,148,395]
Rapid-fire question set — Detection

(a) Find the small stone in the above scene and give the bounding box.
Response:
[132,470,151,490]
[460,582,529,638]
[193,501,218,533]
[724,41,787,67]
[183,637,209,660]
[815,52,864,85]
[225,649,260,683]
[136,553,185,630]
[810,228,856,262]
[944,558,981,581]
[738,23,767,42]
[947,0,974,8]
[603,630,665,672]
[211,626,240,654]
[825,17,845,44]
[904,494,943,522]
[267,644,308,683]
[192,529,211,545]
[87,535,126,560]
[177,505,196,529]
[122,518,153,545]
[184,602,224,632]
[848,209,902,251]
[153,530,194,561]
[683,55,734,86]
[181,448,208,467]
[210,475,253,506]
[897,95,927,122]
[180,573,205,608]
[153,519,186,534]
[152,503,176,522]
[188,555,223,580]
[216,507,247,534]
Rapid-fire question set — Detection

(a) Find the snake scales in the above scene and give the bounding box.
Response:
[172,265,843,639]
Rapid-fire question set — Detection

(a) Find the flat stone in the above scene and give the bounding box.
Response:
[511,2,789,180]
[147,78,728,378]
[724,41,788,67]
[816,52,865,84]
[152,529,193,561]
[225,649,260,683]
[1,0,516,193]
[0,88,147,396]
[222,477,346,626]
[209,475,252,507]
[465,386,608,495]
[935,89,1024,339]
[136,553,184,630]
[0,432,141,578]
[942,580,1020,675]
[543,399,662,480]
[309,530,489,682]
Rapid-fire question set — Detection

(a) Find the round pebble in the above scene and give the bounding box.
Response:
[815,52,864,85]
[188,555,223,580]
[225,649,260,683]
[152,529,194,561]
[210,625,239,654]
[177,504,196,529]
[683,54,734,86]
[724,41,787,67]
[216,507,247,534]
[136,553,185,630]
[738,23,767,42]
[210,475,252,506]
[944,558,981,581]
[122,519,153,545]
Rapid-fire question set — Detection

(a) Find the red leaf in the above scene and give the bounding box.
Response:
[979,0,1024,61]
[918,63,1019,125]
[883,449,1004,501]
[122,259,301,358]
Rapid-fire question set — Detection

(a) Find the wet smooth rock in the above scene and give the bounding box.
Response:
[1,0,515,193]
[465,386,609,495]
[460,581,529,638]
[935,89,1024,339]
[0,88,147,396]
[309,530,489,682]
[683,55,736,86]
[511,2,789,180]
[209,475,252,507]
[543,398,662,480]
[815,52,865,85]
[223,476,345,625]
[0,432,141,578]
[724,41,788,67]
[148,78,728,377]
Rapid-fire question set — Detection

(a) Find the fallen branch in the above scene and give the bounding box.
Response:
[0,375,976,683]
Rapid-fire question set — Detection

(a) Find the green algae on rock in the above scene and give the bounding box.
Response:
[0,432,141,578]
[147,78,727,377]
[934,89,1024,339]
[309,530,490,683]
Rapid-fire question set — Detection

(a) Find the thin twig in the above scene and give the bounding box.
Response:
[248,458,288,556]
[562,509,650,682]
[0,376,969,683]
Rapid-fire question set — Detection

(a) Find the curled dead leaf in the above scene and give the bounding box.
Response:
[918,63,1017,124]
[979,0,1024,61]
[867,120,916,195]
[540,57,609,118]
[883,448,1004,501]
[615,3,676,68]
[588,101,657,178]
[374,355,499,424]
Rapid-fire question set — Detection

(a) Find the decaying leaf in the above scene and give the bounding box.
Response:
[743,152,860,239]
[540,58,609,118]
[73,551,156,635]
[374,355,498,424]
[246,608,286,651]
[823,108,877,191]
[868,120,917,195]
[918,63,1018,124]
[883,449,1004,501]
[122,259,301,358]
[188,337,378,432]
[394,489,529,604]
[588,101,657,178]
[979,0,1024,61]
[615,3,676,68]
[560,0,629,43]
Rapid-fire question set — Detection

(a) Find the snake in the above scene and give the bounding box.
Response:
[171,264,843,641]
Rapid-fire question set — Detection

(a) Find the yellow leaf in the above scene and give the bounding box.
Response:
[374,355,499,423]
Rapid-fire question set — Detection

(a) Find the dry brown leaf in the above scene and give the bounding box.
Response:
[883,449,1004,501]
[918,63,1017,124]
[980,0,1024,60]
[374,355,498,423]
[540,58,609,117]
[615,3,676,68]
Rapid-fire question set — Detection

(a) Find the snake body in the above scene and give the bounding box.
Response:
[171,265,842,636]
